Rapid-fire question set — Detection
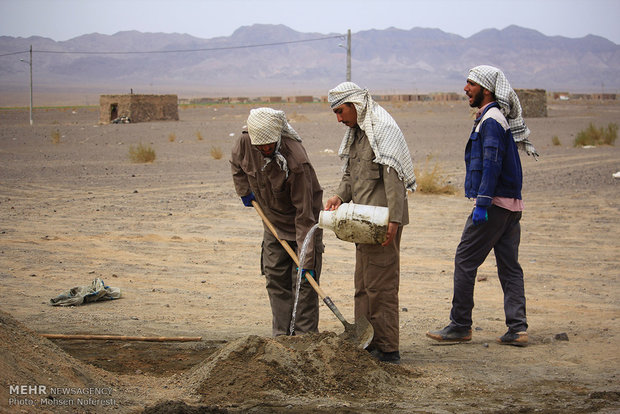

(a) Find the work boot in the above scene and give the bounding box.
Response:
[497,331,528,347]
[370,349,401,364]
[426,325,472,342]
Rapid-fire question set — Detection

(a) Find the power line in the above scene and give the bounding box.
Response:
[0,34,344,57]
[0,50,28,57]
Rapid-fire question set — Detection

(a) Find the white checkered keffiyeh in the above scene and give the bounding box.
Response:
[246,107,302,178]
[328,82,417,192]
[467,65,539,158]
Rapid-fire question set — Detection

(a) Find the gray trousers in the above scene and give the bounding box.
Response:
[261,230,322,337]
[449,205,528,333]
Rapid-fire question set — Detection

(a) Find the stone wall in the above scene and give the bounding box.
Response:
[515,89,547,118]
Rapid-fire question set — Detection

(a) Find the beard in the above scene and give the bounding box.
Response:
[469,88,485,108]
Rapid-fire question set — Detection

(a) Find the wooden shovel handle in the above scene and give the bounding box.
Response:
[251,200,327,300]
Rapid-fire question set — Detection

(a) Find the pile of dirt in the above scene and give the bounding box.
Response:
[0,309,120,409]
[178,332,420,406]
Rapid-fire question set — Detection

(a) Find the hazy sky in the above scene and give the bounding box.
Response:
[1,0,619,44]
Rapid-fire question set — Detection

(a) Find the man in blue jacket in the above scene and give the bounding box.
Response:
[426,65,538,347]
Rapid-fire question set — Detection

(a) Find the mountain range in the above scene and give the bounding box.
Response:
[1,24,619,105]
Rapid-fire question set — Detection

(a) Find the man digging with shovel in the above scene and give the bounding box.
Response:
[230,107,324,337]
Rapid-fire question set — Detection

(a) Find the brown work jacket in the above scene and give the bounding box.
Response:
[230,131,323,269]
[336,127,409,226]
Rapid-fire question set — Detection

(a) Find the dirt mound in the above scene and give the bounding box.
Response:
[0,309,120,411]
[180,332,419,406]
[143,400,228,414]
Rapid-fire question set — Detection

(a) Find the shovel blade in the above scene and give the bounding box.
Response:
[339,316,374,349]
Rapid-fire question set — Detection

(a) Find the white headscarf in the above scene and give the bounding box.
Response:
[246,107,302,178]
[328,82,417,192]
[467,65,538,158]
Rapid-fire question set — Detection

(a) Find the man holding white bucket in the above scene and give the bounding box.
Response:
[230,107,324,337]
[325,82,416,364]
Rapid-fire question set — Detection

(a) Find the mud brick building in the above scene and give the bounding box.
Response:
[99,94,179,124]
[515,89,547,118]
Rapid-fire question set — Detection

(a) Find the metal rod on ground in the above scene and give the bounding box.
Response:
[41,334,202,342]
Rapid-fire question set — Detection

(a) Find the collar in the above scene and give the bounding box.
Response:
[475,101,499,121]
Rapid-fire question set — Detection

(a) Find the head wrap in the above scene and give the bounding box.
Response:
[328,82,417,192]
[467,65,538,158]
[246,107,302,178]
[247,107,301,145]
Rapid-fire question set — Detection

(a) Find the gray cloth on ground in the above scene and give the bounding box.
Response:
[49,278,121,306]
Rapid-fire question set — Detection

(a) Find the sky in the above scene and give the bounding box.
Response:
[1,0,619,44]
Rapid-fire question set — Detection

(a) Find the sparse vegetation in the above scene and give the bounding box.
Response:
[51,129,61,144]
[574,122,618,147]
[168,133,176,142]
[129,143,156,163]
[552,135,561,146]
[196,131,203,141]
[414,155,457,195]
[210,146,223,160]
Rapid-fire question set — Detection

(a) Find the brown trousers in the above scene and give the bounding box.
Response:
[261,230,322,337]
[354,227,402,352]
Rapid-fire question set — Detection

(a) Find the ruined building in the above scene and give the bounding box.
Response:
[99,94,179,124]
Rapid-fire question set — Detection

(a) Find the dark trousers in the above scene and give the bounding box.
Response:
[449,205,528,333]
[354,227,402,353]
[261,230,322,337]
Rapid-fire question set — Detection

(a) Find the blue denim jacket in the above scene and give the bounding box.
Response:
[464,102,523,207]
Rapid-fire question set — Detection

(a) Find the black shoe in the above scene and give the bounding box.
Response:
[370,349,401,364]
[365,344,378,353]
[426,325,472,342]
[497,331,528,347]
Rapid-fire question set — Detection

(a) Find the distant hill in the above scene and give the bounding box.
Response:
[0,24,618,105]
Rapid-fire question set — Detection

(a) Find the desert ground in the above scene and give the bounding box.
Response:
[0,98,619,413]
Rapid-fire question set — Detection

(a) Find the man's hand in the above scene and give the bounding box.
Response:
[301,269,315,281]
[325,195,342,211]
[382,222,399,246]
[472,206,488,225]
[241,192,256,207]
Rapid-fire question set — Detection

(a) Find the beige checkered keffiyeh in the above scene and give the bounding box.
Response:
[246,107,302,178]
[467,65,538,158]
[328,82,417,192]
[247,107,301,145]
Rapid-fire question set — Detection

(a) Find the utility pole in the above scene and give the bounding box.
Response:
[28,45,33,125]
[346,29,351,81]
[20,45,33,125]
[339,29,352,82]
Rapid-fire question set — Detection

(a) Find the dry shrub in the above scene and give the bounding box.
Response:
[574,122,618,147]
[552,135,561,146]
[51,129,61,144]
[196,131,203,141]
[129,143,156,163]
[210,146,223,160]
[168,133,176,142]
[414,155,456,195]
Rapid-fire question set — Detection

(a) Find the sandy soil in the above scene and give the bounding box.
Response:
[0,99,619,413]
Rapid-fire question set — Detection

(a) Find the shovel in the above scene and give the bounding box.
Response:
[252,200,374,349]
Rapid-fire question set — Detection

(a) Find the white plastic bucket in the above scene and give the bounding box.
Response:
[319,203,389,244]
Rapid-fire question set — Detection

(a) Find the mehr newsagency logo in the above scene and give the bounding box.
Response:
[8,384,117,408]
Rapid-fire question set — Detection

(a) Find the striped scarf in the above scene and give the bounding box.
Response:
[467,65,538,158]
[328,82,417,192]
[247,107,302,178]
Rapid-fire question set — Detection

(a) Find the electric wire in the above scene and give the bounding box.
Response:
[0,34,345,57]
